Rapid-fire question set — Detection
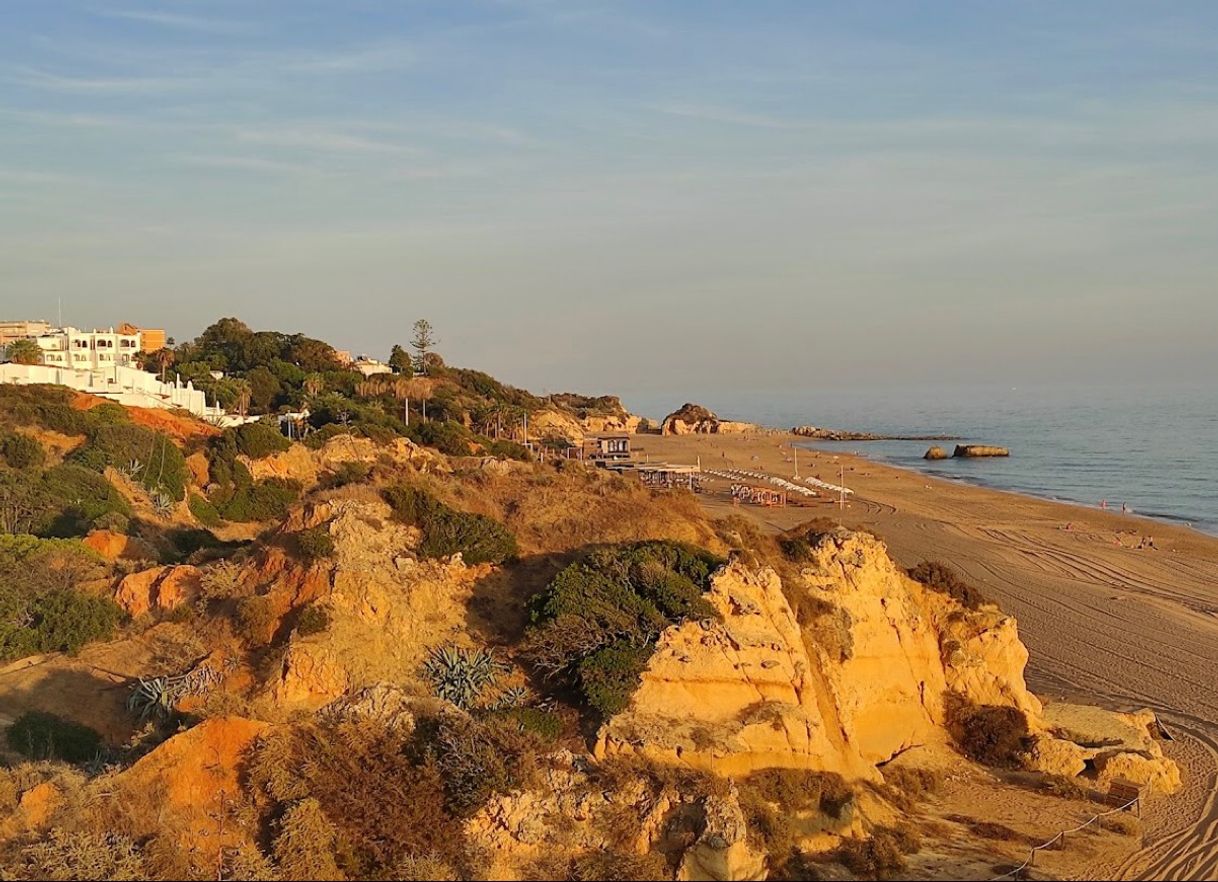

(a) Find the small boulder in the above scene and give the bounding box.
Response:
[1025,735,1088,778]
[924,446,950,460]
[83,530,156,562]
[114,565,202,618]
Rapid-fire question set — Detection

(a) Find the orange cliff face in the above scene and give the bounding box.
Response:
[595,530,1180,794]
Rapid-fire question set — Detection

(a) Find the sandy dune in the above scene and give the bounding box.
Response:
[641,432,1218,881]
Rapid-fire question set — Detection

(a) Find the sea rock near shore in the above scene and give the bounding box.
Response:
[954,444,1010,458]
[663,403,757,435]
[924,446,950,460]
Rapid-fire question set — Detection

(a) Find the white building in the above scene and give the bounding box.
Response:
[34,326,142,371]
[0,362,228,422]
[352,355,393,377]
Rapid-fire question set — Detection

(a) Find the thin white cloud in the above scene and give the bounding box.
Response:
[173,154,322,176]
[233,126,419,156]
[97,8,254,35]
[8,66,198,94]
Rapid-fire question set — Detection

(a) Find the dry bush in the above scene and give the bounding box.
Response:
[9,828,147,881]
[792,592,854,663]
[246,720,469,877]
[907,561,991,610]
[737,769,854,862]
[949,699,1033,768]
[570,849,670,881]
[394,853,459,881]
[196,559,250,609]
[835,823,921,879]
[272,797,344,880]
[881,764,944,804]
[235,595,277,645]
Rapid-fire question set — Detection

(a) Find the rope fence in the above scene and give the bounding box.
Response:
[990,795,1141,880]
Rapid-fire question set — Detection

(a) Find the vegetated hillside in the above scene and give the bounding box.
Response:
[162,316,639,451]
[0,370,1174,880]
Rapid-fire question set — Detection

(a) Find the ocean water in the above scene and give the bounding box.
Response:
[634,383,1218,536]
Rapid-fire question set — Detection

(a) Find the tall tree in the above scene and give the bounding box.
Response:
[388,344,413,376]
[410,320,437,376]
[4,339,43,365]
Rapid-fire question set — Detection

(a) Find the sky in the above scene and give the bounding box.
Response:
[2,1,1217,411]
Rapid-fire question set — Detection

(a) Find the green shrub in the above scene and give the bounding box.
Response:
[90,401,131,425]
[485,439,531,461]
[40,465,133,537]
[188,493,223,527]
[27,589,125,656]
[908,561,990,610]
[91,510,130,534]
[233,422,291,459]
[382,483,518,565]
[0,536,122,662]
[524,541,723,717]
[70,424,188,501]
[6,711,103,763]
[0,432,45,469]
[406,420,474,456]
[295,604,331,636]
[215,477,301,522]
[302,423,354,450]
[323,460,373,488]
[295,526,336,562]
[577,642,653,717]
[490,706,564,741]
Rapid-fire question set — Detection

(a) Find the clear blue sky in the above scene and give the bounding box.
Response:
[2,1,1216,404]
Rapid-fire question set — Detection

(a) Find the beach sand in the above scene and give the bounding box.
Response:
[639,432,1218,881]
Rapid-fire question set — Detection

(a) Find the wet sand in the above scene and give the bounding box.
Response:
[640,432,1218,881]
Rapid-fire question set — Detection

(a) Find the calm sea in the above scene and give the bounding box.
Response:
[629,383,1218,536]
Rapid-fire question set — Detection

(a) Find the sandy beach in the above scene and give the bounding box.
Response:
[640,432,1218,881]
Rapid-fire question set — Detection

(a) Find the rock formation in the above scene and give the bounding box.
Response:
[596,530,1178,794]
[954,444,1010,458]
[114,565,202,617]
[663,403,758,436]
[924,445,949,460]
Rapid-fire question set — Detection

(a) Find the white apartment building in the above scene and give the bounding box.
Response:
[35,326,142,370]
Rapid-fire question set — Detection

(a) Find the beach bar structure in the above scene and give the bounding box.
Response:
[582,434,632,463]
[637,463,701,491]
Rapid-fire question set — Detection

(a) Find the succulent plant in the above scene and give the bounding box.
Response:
[152,491,176,516]
[421,644,506,710]
[127,662,223,720]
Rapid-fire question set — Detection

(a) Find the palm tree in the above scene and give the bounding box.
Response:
[232,379,252,417]
[304,374,325,399]
[152,348,175,383]
[4,339,43,366]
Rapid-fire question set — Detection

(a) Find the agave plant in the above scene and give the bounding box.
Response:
[487,685,530,712]
[127,662,223,720]
[421,644,506,710]
[119,459,145,481]
[152,491,176,516]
